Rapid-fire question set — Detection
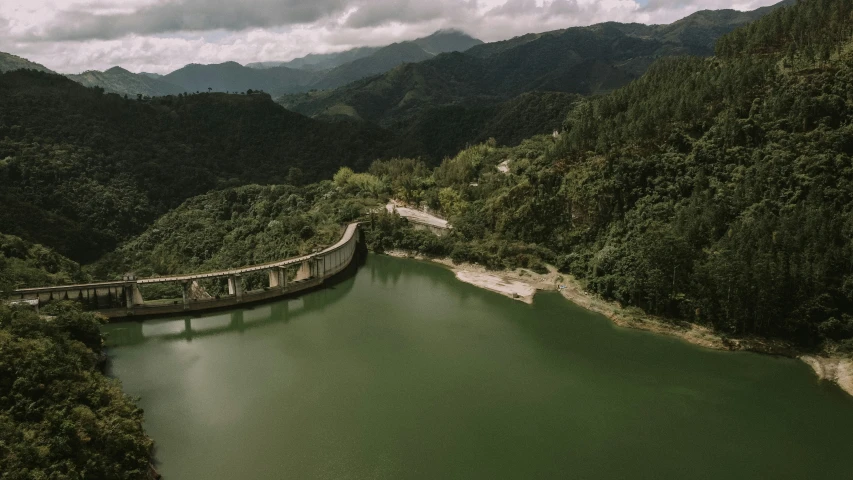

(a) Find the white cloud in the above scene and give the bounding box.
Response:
[0,0,784,73]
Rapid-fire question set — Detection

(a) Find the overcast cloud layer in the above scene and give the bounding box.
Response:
[2,0,781,74]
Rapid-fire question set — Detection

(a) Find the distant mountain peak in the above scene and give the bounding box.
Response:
[413,29,483,54]
[0,51,55,74]
[426,28,476,37]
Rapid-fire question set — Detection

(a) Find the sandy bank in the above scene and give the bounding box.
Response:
[800,356,853,397]
[384,249,555,304]
[380,249,853,397]
[455,271,536,303]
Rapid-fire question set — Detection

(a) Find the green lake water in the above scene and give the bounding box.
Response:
[102,254,853,479]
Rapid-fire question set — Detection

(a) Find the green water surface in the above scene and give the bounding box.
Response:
[102,254,853,479]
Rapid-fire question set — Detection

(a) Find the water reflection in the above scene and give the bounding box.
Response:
[103,270,356,347]
[369,253,405,287]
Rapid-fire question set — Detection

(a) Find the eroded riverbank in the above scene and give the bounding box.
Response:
[382,249,853,397]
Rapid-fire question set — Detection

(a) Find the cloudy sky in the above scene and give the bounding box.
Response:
[2,0,781,74]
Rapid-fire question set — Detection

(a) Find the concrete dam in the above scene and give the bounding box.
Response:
[11,223,362,319]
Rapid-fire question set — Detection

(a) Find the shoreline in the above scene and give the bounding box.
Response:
[381,249,853,397]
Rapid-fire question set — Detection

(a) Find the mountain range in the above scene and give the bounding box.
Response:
[1,3,789,104]
[246,29,482,71]
[280,1,793,130]
[49,30,482,98]
[0,1,794,161]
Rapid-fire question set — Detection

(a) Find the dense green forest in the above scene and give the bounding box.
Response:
[0,72,417,261]
[85,0,853,352]
[395,91,580,159]
[0,303,153,479]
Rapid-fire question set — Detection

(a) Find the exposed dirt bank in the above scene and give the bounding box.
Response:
[455,271,536,303]
[381,249,853,397]
[800,356,853,397]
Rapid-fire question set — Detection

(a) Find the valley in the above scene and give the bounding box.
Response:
[2,0,852,478]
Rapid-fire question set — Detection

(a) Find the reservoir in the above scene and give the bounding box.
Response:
[102,254,853,479]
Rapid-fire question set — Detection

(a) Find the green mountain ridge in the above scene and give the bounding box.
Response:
[0,52,54,74]
[280,1,789,131]
[246,30,482,71]
[247,46,382,70]
[161,61,317,95]
[158,30,482,96]
[67,66,185,96]
[310,41,441,90]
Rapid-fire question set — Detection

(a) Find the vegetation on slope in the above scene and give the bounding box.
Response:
[0,303,153,479]
[0,234,89,298]
[0,52,54,74]
[396,91,580,159]
[0,71,416,261]
[90,183,362,279]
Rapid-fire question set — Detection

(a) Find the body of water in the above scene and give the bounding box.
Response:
[102,254,853,479]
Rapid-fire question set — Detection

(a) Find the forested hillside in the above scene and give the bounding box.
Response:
[0,303,153,479]
[106,0,853,352]
[0,234,89,298]
[398,91,580,159]
[0,71,416,262]
[0,52,54,73]
[398,0,851,349]
[90,183,357,280]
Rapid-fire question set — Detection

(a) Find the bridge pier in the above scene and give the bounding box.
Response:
[228,274,243,300]
[295,260,312,281]
[123,275,144,313]
[315,256,325,278]
[268,267,285,291]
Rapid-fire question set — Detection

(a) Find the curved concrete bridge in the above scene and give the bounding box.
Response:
[12,223,362,319]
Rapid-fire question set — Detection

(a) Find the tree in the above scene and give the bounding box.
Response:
[438,187,466,219]
[334,167,354,187]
